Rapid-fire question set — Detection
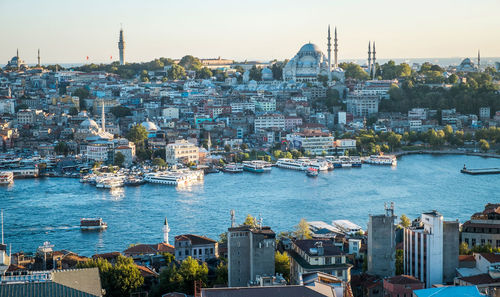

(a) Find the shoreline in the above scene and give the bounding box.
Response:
[393,149,500,159]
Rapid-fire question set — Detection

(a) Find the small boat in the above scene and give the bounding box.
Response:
[124,176,145,186]
[96,177,124,189]
[242,161,271,173]
[0,171,14,185]
[306,167,319,177]
[364,154,397,166]
[80,218,107,231]
[223,163,243,173]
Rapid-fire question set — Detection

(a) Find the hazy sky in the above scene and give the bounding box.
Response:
[1,0,499,64]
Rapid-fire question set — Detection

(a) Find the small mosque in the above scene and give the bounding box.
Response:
[74,105,114,141]
[5,49,27,70]
[140,119,159,138]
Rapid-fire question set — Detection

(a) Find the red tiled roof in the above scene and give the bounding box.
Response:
[174,234,217,245]
[136,265,159,278]
[459,255,475,262]
[458,273,500,285]
[479,253,500,263]
[385,275,423,285]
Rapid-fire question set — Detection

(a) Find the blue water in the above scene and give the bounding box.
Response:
[1,154,499,256]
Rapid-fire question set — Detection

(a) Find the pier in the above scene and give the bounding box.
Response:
[460,166,500,175]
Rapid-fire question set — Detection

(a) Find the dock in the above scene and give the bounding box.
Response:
[460,167,500,175]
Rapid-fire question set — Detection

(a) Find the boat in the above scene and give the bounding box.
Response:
[276,158,309,171]
[144,170,204,186]
[80,218,107,231]
[223,163,243,173]
[364,154,397,166]
[242,161,272,173]
[309,160,329,171]
[0,171,13,185]
[124,176,145,186]
[328,156,363,168]
[306,167,319,177]
[95,177,124,189]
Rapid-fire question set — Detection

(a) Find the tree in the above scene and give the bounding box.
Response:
[395,249,404,275]
[78,255,144,297]
[214,261,228,285]
[110,106,131,118]
[54,141,69,156]
[249,66,262,81]
[168,64,186,80]
[243,214,257,227]
[114,152,125,167]
[197,67,213,79]
[224,144,231,152]
[339,62,370,80]
[399,214,411,228]
[459,242,469,255]
[126,124,148,146]
[68,107,79,115]
[153,157,166,167]
[275,251,290,282]
[179,55,203,71]
[240,143,248,150]
[479,139,490,152]
[178,257,208,294]
[293,218,312,239]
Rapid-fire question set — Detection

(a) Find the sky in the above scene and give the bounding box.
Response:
[1,0,500,64]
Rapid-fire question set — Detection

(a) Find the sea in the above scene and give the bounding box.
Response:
[1,154,499,256]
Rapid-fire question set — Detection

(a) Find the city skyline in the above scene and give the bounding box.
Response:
[2,0,500,64]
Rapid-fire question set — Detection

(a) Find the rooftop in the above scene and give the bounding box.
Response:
[414,286,484,297]
[174,234,217,245]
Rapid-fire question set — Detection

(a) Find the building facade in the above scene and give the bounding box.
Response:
[461,203,500,248]
[367,204,396,278]
[254,114,285,133]
[165,140,199,165]
[227,225,276,287]
[174,234,218,262]
[286,129,335,155]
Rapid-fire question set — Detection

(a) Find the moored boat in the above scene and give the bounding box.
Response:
[223,163,243,173]
[276,158,309,171]
[306,167,319,177]
[80,218,107,231]
[365,154,397,166]
[0,171,14,185]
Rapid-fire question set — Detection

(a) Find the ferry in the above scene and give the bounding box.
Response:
[276,158,309,171]
[144,170,204,186]
[328,156,362,168]
[308,160,329,171]
[0,171,14,185]
[223,163,243,173]
[242,161,272,173]
[306,167,319,177]
[95,177,124,189]
[80,218,107,231]
[124,176,145,186]
[365,154,397,166]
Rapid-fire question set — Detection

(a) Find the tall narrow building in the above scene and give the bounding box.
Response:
[372,42,376,80]
[37,49,40,67]
[118,27,125,66]
[367,202,396,277]
[477,49,481,70]
[334,26,338,68]
[368,42,372,75]
[163,217,170,244]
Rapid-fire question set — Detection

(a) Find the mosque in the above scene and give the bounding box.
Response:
[74,103,114,141]
[5,49,27,70]
[283,26,344,83]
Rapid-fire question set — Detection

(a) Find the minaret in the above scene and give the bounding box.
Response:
[477,49,481,70]
[37,49,41,67]
[207,132,212,154]
[368,42,372,76]
[101,100,105,132]
[372,41,376,80]
[118,27,125,66]
[230,210,236,228]
[163,217,170,244]
[334,26,338,68]
[327,25,332,74]
[16,49,19,60]
[1,209,4,245]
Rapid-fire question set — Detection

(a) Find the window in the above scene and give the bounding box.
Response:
[210,248,214,254]
[335,257,341,264]
[199,248,203,255]
[185,250,189,256]
[481,239,485,246]
[194,249,197,255]
[472,238,476,246]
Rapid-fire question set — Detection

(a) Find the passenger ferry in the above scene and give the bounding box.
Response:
[95,177,124,189]
[223,163,243,173]
[306,167,319,177]
[276,158,309,171]
[242,161,272,173]
[328,156,362,168]
[365,154,397,166]
[0,171,14,185]
[144,170,204,186]
[308,160,329,171]
[80,218,108,231]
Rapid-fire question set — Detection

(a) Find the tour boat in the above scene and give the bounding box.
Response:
[308,160,329,171]
[80,218,107,231]
[124,176,145,186]
[328,156,363,168]
[242,161,271,173]
[365,154,397,166]
[0,171,14,185]
[276,158,309,171]
[306,167,319,177]
[223,163,243,173]
[95,177,124,189]
[144,170,204,186]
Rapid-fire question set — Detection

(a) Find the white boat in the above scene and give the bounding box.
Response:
[144,170,204,186]
[365,154,397,166]
[95,177,124,188]
[80,218,107,231]
[223,163,243,173]
[309,160,329,171]
[242,161,272,173]
[0,171,13,185]
[306,167,319,177]
[276,158,309,171]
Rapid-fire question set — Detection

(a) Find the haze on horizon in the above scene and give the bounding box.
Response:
[1,0,499,65]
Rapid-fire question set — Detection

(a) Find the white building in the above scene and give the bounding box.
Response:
[338,112,347,125]
[17,109,43,125]
[286,130,335,155]
[86,142,110,162]
[334,139,356,154]
[165,139,199,165]
[252,97,276,112]
[254,114,285,133]
[408,108,428,120]
[346,95,379,117]
[0,99,15,115]
[230,102,255,113]
[161,107,179,120]
[479,107,490,120]
[409,120,423,131]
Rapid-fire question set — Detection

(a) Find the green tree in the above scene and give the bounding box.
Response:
[54,141,70,156]
[240,143,248,150]
[114,152,125,167]
[293,218,312,239]
[243,214,257,227]
[126,124,148,146]
[214,261,228,285]
[448,73,458,84]
[249,66,262,81]
[178,257,208,294]
[168,64,186,80]
[224,144,231,152]
[110,106,131,118]
[179,55,203,71]
[152,157,167,167]
[275,251,290,282]
[399,214,411,228]
[479,139,490,152]
[68,107,79,115]
[395,249,404,275]
[459,242,469,255]
[197,67,213,79]
[339,62,370,80]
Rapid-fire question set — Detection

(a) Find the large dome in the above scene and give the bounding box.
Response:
[299,43,321,54]
[80,118,99,130]
[141,120,158,132]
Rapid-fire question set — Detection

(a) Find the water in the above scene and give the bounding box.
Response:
[1,154,499,256]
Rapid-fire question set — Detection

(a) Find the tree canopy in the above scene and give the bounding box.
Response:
[339,62,370,80]
[126,124,148,146]
[293,218,312,239]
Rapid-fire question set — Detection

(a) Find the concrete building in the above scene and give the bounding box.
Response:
[286,129,335,155]
[461,203,500,248]
[289,239,352,284]
[165,139,199,165]
[346,95,379,117]
[86,142,111,162]
[479,107,490,120]
[403,211,459,287]
[367,203,396,278]
[227,225,276,287]
[254,114,285,133]
[161,107,179,119]
[174,234,218,262]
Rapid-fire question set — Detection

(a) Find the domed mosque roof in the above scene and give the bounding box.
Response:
[80,118,99,130]
[141,120,158,132]
[299,43,321,54]
[261,67,272,74]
